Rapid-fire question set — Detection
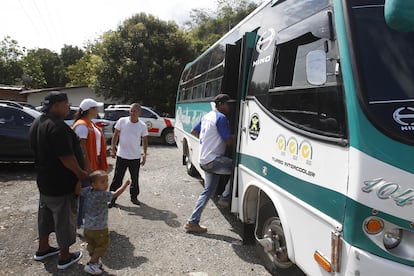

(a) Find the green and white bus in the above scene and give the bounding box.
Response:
[174,0,414,275]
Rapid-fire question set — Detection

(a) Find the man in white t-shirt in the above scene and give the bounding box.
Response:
[108,103,148,207]
[184,94,235,233]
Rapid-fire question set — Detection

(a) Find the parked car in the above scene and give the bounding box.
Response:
[63,106,79,126]
[101,105,175,145]
[16,102,36,110]
[0,100,36,110]
[0,102,42,161]
[63,106,106,128]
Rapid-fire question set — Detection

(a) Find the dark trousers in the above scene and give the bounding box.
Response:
[110,156,141,200]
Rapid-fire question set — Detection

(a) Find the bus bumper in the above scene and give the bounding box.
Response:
[344,246,413,275]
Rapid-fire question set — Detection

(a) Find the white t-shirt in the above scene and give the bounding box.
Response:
[115,117,148,159]
[74,123,102,154]
[196,110,232,165]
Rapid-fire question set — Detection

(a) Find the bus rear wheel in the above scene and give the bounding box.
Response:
[256,203,304,276]
[184,146,198,177]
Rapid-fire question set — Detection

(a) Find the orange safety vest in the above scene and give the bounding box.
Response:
[73,118,108,171]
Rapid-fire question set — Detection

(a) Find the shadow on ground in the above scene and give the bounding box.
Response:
[115,202,181,228]
[103,231,148,270]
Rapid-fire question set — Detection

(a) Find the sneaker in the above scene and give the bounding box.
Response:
[84,262,103,275]
[131,198,141,205]
[33,246,60,261]
[183,222,207,233]
[57,251,82,270]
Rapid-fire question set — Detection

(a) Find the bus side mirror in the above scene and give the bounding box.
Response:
[384,0,414,32]
[306,50,327,86]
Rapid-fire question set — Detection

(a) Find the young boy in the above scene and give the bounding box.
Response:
[81,170,130,275]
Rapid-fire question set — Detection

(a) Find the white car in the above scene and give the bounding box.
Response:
[101,105,175,145]
[63,106,105,128]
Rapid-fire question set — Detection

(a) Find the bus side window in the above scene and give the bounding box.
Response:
[193,84,204,99]
[273,33,321,88]
[184,89,192,100]
[179,88,185,101]
[269,86,346,138]
[205,78,222,98]
[269,33,346,138]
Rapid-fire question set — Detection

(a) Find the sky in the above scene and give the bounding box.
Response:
[1,0,219,53]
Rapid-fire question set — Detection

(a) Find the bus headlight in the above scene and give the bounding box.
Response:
[363,217,414,262]
[383,228,402,249]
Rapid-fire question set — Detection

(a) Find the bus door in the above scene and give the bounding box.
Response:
[221,32,257,212]
[215,43,242,198]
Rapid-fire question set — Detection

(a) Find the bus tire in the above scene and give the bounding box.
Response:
[256,203,304,276]
[184,146,198,177]
[242,222,255,245]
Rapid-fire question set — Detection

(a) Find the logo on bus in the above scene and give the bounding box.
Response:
[287,137,298,159]
[393,107,414,131]
[276,135,312,163]
[253,28,275,67]
[274,135,314,177]
[276,135,286,152]
[256,29,275,53]
[248,114,260,140]
[299,141,313,164]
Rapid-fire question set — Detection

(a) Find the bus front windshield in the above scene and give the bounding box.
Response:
[347,0,414,145]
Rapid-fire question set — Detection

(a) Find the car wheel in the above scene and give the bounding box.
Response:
[162,130,176,146]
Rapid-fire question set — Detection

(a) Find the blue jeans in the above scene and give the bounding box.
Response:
[188,156,232,224]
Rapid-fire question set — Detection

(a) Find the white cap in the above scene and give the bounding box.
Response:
[79,98,103,111]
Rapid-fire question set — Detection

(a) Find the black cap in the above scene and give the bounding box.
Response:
[41,91,68,112]
[214,94,236,105]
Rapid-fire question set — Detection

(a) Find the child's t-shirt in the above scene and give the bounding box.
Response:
[81,187,113,230]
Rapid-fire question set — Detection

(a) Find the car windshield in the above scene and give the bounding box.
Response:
[104,110,129,121]
[347,0,414,145]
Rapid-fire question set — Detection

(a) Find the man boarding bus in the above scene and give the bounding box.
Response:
[175,0,414,275]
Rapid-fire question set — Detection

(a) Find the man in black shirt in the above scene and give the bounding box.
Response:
[30,91,88,270]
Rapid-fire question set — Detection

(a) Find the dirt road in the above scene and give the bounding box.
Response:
[0,144,270,275]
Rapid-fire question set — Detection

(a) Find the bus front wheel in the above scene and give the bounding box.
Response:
[256,203,304,276]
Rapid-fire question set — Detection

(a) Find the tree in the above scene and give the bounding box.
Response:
[20,52,46,88]
[22,48,65,88]
[186,0,259,53]
[60,45,84,67]
[0,38,82,88]
[66,53,102,87]
[0,36,25,85]
[95,13,196,114]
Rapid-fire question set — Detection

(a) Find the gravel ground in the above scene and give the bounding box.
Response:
[0,142,271,276]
